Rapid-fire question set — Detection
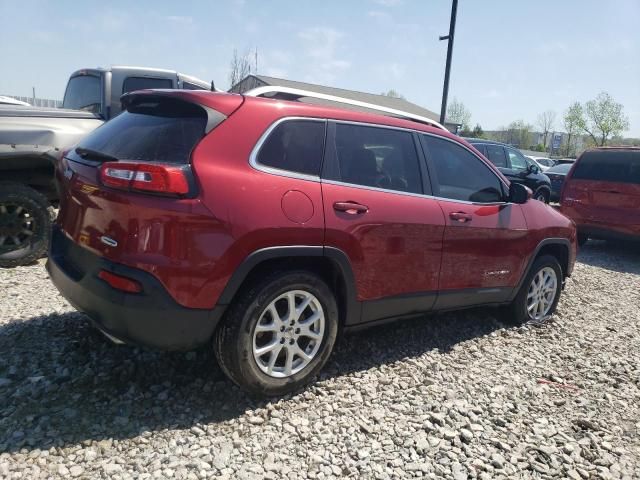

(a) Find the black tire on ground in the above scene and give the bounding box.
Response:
[214,270,339,397]
[533,188,550,203]
[577,233,588,247]
[501,254,563,326]
[0,182,52,268]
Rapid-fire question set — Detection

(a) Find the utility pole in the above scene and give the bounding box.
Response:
[439,0,458,126]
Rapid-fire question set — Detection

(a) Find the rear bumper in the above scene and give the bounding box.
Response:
[46,226,225,350]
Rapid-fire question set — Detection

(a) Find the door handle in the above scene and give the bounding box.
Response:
[449,212,472,223]
[333,201,369,214]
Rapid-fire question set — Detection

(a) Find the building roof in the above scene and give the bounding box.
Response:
[231,74,439,122]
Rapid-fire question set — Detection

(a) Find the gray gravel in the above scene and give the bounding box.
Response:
[1,240,639,479]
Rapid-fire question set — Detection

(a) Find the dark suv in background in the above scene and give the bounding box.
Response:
[465,138,552,203]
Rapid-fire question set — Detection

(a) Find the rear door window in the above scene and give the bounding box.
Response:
[122,77,174,94]
[472,143,486,156]
[63,74,101,113]
[573,150,640,184]
[323,123,423,194]
[422,135,504,203]
[485,145,508,168]
[256,120,326,177]
[73,97,208,164]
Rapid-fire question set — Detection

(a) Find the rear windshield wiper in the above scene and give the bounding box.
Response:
[75,147,119,163]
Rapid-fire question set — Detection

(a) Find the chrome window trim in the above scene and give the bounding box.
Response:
[248,116,511,206]
[249,116,326,182]
[321,179,508,206]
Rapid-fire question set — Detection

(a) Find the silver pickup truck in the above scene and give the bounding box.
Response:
[0,66,210,267]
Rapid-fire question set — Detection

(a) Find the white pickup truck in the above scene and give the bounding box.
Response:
[0,66,211,267]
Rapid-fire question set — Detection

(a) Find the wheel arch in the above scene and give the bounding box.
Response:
[509,238,570,302]
[216,246,361,326]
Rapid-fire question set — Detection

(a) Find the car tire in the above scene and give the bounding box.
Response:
[214,270,339,397]
[502,254,562,326]
[0,182,52,268]
[577,233,588,247]
[533,188,550,203]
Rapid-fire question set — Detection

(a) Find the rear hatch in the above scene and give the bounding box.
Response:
[56,92,238,266]
[562,149,640,234]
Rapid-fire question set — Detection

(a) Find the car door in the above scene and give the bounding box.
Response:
[321,122,445,323]
[420,135,529,309]
[505,146,538,190]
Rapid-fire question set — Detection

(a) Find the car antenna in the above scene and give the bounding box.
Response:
[210,81,216,92]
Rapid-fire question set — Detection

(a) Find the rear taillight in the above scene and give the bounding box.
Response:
[99,162,190,195]
[98,270,142,293]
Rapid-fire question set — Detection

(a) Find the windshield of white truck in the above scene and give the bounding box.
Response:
[63,74,101,113]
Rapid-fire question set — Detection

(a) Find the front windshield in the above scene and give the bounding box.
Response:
[62,74,101,113]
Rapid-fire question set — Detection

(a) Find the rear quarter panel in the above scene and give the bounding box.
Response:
[191,101,325,307]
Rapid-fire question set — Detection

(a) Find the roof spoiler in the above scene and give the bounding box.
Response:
[244,85,447,131]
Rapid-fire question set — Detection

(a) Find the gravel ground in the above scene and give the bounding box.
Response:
[1,241,639,479]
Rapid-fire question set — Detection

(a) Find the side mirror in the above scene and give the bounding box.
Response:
[528,163,540,174]
[508,182,531,204]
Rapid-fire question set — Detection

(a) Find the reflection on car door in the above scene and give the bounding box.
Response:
[321,122,445,323]
[421,135,529,309]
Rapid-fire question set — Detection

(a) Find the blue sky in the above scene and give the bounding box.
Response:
[1,0,638,135]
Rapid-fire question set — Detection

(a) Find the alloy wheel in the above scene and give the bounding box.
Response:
[526,267,558,321]
[0,203,36,253]
[252,290,325,378]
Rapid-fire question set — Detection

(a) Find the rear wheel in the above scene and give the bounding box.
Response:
[214,270,339,396]
[502,255,562,325]
[0,183,52,268]
[534,188,550,203]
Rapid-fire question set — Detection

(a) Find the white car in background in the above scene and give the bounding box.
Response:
[526,156,556,171]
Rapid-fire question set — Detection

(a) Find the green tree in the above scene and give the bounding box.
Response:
[446,97,472,130]
[506,120,533,148]
[463,123,484,138]
[471,124,484,138]
[380,89,405,99]
[581,92,629,146]
[563,102,583,156]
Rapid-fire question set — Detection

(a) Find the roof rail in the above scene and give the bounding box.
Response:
[244,85,447,131]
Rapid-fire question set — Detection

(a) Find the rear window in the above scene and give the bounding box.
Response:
[63,74,101,113]
[547,163,572,174]
[122,77,173,94]
[74,97,207,164]
[256,120,326,176]
[572,150,640,184]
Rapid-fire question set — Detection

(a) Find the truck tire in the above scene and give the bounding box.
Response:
[0,182,52,268]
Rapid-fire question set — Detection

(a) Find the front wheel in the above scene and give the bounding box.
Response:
[502,255,562,325]
[214,271,339,396]
[534,188,550,203]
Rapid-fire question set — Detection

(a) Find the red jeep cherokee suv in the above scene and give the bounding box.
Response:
[48,90,576,395]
